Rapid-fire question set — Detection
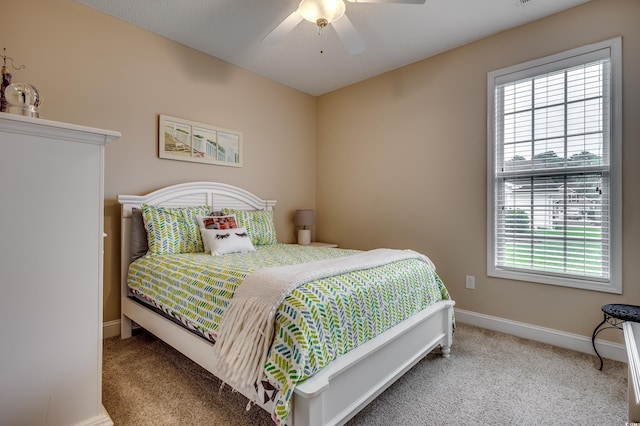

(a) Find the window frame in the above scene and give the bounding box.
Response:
[487,37,622,294]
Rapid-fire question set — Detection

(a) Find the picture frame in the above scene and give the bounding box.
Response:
[159,114,242,168]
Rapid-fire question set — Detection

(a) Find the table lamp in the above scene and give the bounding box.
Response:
[295,209,315,245]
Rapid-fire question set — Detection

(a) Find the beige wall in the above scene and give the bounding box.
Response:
[2,0,317,322]
[317,0,640,342]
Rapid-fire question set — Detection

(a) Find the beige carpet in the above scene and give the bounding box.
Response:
[103,323,627,425]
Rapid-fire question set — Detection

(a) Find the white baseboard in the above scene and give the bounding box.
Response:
[72,406,113,426]
[454,308,627,364]
[103,319,121,339]
[102,311,627,364]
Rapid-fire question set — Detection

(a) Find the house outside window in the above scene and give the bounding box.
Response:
[487,38,622,293]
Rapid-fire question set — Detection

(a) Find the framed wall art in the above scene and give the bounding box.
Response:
[159,114,242,167]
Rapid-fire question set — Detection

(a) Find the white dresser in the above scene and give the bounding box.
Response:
[0,113,120,425]
[625,322,640,423]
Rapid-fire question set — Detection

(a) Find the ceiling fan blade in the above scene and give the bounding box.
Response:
[262,10,304,45]
[332,14,367,55]
[347,0,426,4]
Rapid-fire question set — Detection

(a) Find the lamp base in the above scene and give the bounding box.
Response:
[298,229,311,245]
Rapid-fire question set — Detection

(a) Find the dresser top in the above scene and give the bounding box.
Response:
[0,112,120,145]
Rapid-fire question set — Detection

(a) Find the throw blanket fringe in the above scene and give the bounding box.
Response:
[213,248,434,390]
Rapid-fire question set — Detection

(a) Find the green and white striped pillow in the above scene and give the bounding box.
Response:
[142,204,210,255]
[222,208,278,246]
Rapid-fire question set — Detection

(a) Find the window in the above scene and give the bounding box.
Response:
[487,38,622,293]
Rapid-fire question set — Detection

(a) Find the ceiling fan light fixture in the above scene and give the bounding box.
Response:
[298,0,346,27]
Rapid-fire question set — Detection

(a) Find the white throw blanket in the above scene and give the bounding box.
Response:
[212,248,434,390]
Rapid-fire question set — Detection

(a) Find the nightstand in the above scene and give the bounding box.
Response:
[303,242,338,248]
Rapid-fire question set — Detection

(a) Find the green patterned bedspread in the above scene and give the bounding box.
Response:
[127,243,451,424]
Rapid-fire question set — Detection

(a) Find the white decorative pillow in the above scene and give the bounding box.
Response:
[201,227,255,256]
[196,215,238,253]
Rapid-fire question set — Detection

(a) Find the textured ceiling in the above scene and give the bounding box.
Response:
[74,0,592,96]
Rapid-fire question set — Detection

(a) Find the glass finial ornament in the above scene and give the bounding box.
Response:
[1,48,25,113]
[5,82,41,118]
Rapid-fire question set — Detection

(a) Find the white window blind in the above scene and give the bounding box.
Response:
[488,38,621,293]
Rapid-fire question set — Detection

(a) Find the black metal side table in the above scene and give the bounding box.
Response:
[592,304,640,370]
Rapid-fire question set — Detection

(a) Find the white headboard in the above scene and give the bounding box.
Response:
[117,181,277,298]
[118,181,276,217]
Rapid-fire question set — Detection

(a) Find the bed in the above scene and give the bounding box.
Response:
[118,181,455,426]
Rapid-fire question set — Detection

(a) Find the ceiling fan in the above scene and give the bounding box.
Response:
[262,0,426,55]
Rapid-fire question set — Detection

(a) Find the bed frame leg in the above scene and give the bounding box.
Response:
[121,314,133,339]
[440,304,454,359]
[440,345,451,358]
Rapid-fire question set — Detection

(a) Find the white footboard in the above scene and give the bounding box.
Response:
[120,296,454,426]
[290,300,454,426]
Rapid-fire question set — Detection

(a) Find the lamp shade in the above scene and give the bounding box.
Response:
[295,209,315,228]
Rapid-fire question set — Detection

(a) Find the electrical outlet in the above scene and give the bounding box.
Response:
[465,275,475,290]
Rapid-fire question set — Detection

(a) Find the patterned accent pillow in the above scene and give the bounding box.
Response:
[201,227,255,256]
[201,215,238,230]
[142,204,210,255]
[222,208,278,246]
